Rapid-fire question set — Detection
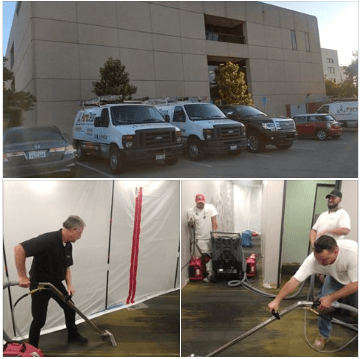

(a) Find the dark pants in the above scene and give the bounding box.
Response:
[29,282,78,347]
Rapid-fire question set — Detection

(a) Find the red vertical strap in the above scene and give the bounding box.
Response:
[127,188,143,304]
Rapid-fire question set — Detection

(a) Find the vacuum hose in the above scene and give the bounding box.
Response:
[192,300,357,357]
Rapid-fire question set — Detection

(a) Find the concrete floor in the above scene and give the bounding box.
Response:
[36,290,180,357]
[181,274,358,357]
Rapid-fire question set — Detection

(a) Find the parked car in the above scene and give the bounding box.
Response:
[3,125,76,178]
[218,105,296,153]
[293,114,342,140]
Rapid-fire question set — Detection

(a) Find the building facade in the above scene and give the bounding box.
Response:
[321,48,344,83]
[6,1,327,135]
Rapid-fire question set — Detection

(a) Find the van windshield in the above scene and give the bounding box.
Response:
[184,104,228,121]
[110,105,166,125]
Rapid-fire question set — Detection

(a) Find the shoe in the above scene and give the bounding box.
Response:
[68,333,88,345]
[203,276,210,283]
[313,335,329,350]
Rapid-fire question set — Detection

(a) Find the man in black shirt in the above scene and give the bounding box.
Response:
[14,215,88,347]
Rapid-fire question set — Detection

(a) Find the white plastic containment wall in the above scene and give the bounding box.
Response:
[3,180,180,339]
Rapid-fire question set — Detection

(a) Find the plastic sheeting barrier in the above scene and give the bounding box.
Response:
[3,180,180,339]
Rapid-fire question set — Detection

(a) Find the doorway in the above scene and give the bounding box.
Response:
[278,181,335,286]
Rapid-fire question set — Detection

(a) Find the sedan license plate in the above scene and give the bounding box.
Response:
[28,150,47,160]
[230,145,238,151]
[156,154,166,160]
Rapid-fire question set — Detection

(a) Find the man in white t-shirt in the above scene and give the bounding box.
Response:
[188,193,218,282]
[268,236,357,350]
[310,190,350,248]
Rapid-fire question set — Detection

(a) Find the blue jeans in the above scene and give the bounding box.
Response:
[318,276,358,338]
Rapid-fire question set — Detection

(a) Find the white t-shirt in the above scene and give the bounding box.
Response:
[187,203,218,241]
[312,208,351,240]
[294,240,358,285]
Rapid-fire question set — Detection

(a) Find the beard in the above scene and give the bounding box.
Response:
[328,202,338,210]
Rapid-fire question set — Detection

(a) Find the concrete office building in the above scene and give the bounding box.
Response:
[5,1,327,135]
[321,48,344,84]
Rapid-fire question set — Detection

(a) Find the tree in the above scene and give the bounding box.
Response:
[3,57,37,115]
[324,78,340,98]
[215,61,253,105]
[324,78,357,98]
[92,57,137,101]
[343,51,358,88]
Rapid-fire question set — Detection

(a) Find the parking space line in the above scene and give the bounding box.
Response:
[180,159,213,167]
[77,162,114,178]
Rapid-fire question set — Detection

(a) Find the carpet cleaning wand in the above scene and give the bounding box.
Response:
[189,300,357,357]
[4,281,117,347]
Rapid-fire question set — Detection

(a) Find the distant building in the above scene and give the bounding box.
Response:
[5,1,327,135]
[321,48,344,83]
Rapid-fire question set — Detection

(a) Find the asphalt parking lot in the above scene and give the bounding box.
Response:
[74,130,358,179]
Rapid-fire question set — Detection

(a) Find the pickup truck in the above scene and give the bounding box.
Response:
[218,105,297,153]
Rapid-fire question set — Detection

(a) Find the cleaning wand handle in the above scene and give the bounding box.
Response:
[271,310,280,320]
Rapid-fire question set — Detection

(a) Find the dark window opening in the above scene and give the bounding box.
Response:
[10,43,15,69]
[205,14,245,45]
[305,32,310,52]
[291,30,297,50]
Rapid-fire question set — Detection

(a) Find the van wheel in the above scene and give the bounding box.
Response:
[317,130,327,141]
[76,143,87,161]
[248,132,265,153]
[109,147,125,174]
[188,139,204,161]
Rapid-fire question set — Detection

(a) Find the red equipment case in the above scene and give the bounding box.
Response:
[246,254,257,277]
[3,342,45,357]
[189,257,206,281]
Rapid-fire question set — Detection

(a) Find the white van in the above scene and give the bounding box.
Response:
[155,102,247,161]
[73,103,182,173]
[317,101,358,128]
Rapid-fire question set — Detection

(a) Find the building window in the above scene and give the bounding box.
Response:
[326,58,334,63]
[304,33,310,52]
[204,15,245,45]
[291,30,297,50]
[10,43,15,69]
[328,67,335,74]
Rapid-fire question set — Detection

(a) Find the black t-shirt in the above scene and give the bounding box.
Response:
[21,229,73,283]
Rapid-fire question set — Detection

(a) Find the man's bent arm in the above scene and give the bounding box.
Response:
[14,244,30,288]
[268,276,300,312]
[328,281,358,303]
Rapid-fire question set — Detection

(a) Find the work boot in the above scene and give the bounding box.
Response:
[68,333,88,345]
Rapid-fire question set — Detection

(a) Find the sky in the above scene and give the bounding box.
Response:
[2,1,359,66]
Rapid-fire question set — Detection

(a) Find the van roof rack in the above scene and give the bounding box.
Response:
[144,97,208,105]
[80,96,209,109]
[80,95,144,108]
